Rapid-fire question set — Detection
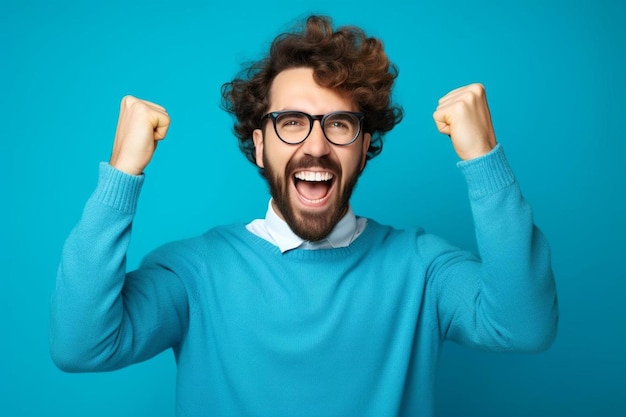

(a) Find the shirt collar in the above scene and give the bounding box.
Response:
[264,199,360,253]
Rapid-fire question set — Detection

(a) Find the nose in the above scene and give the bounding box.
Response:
[300,120,331,157]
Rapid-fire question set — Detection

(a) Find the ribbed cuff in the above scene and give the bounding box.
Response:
[457,144,516,200]
[92,162,145,213]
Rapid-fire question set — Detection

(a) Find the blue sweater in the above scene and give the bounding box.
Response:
[50,145,558,416]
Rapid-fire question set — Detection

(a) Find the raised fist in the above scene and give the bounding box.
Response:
[433,83,497,161]
[109,96,171,175]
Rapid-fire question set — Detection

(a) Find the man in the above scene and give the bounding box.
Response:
[51,15,558,417]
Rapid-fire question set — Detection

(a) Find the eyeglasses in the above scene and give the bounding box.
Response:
[261,111,365,145]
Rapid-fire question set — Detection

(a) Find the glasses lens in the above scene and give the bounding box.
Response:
[323,112,360,144]
[275,112,310,144]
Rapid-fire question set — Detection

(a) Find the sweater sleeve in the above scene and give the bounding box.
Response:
[426,145,558,352]
[50,163,189,372]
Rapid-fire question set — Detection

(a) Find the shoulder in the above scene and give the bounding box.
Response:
[361,218,424,239]
[142,224,254,264]
[361,218,462,260]
[358,218,426,250]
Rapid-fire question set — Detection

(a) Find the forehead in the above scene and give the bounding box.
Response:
[268,67,357,113]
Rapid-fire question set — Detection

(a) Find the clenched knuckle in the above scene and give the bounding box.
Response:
[455,98,471,113]
[121,95,137,107]
[471,83,486,96]
[129,101,151,116]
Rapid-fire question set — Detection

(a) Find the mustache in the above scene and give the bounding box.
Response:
[286,155,341,175]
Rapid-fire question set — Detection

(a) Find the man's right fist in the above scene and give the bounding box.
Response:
[109,96,171,176]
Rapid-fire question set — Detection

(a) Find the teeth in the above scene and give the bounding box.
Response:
[294,171,333,182]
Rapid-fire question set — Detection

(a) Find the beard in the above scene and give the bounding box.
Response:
[263,151,361,242]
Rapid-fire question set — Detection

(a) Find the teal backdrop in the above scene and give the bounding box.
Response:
[2,0,625,415]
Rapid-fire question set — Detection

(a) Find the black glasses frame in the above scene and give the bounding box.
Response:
[261,111,365,145]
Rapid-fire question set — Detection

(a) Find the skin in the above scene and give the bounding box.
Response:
[110,96,171,176]
[252,67,372,241]
[109,72,497,239]
[432,83,497,161]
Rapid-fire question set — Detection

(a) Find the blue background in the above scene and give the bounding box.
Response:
[2,0,625,415]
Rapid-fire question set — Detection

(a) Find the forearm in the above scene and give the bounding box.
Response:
[50,163,143,370]
[439,145,558,351]
[50,164,187,372]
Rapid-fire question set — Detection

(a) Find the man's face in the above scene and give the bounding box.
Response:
[253,67,371,242]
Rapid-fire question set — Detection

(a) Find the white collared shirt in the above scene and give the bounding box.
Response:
[246,200,368,253]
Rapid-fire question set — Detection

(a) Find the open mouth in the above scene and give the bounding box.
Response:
[293,170,335,205]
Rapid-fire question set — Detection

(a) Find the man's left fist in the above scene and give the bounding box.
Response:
[433,83,497,161]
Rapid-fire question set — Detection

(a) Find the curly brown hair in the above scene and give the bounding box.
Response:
[221,15,403,169]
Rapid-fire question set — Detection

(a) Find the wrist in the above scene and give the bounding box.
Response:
[109,157,144,176]
[458,142,496,161]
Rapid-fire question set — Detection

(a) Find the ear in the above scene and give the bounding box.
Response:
[253,129,264,168]
[359,133,371,171]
